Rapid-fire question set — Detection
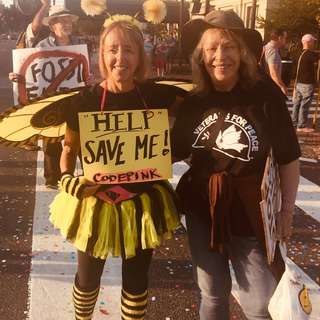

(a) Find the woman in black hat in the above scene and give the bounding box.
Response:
[171,10,300,320]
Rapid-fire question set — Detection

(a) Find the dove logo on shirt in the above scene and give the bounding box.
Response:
[192,112,259,162]
[215,125,247,152]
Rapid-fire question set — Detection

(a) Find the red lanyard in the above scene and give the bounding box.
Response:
[100,84,108,113]
[100,83,149,112]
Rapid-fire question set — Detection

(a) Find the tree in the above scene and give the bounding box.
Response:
[258,0,320,80]
[258,0,320,43]
[257,0,320,62]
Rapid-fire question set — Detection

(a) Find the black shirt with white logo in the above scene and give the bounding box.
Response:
[171,78,301,235]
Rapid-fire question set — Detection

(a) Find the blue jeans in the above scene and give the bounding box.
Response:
[292,83,314,128]
[186,213,277,320]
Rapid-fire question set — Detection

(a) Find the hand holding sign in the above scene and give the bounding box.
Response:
[12,45,90,105]
[276,209,293,240]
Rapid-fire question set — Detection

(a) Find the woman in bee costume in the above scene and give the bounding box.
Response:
[171,10,301,320]
[49,14,185,320]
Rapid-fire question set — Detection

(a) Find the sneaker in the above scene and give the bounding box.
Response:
[45,183,59,190]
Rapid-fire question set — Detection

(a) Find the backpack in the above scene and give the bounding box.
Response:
[15,31,27,49]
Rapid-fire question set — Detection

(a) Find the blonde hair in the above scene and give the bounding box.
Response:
[191,28,259,95]
[98,21,148,82]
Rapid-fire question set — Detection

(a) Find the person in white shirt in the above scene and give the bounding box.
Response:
[8,4,79,189]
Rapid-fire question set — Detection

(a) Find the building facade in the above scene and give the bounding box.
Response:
[190,0,280,39]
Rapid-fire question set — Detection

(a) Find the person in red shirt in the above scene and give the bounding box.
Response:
[154,37,168,78]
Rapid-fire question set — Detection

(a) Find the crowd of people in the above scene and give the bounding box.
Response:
[144,31,178,77]
[4,1,319,319]
[261,28,319,132]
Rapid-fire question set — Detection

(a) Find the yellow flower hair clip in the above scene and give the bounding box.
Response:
[143,0,167,24]
[81,0,107,16]
[103,14,143,30]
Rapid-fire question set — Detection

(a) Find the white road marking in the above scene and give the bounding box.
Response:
[172,162,320,314]
[296,176,320,223]
[27,160,320,319]
[28,149,121,320]
[300,157,318,163]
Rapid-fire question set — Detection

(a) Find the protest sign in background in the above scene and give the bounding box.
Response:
[79,109,172,184]
[260,149,281,264]
[12,44,89,105]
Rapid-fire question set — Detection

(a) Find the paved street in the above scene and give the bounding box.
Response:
[0,38,320,319]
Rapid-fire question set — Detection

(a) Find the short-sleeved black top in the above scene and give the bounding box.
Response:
[297,50,320,84]
[66,81,186,132]
[172,78,300,171]
[171,77,301,234]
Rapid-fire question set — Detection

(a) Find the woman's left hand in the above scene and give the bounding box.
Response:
[276,209,294,241]
[277,160,300,241]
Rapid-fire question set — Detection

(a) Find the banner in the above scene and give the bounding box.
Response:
[79,109,172,184]
[260,149,281,264]
[12,44,89,105]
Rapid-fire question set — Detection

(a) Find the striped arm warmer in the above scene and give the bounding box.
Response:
[60,173,87,199]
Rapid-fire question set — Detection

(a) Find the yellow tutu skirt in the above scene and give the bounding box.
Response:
[49,181,181,259]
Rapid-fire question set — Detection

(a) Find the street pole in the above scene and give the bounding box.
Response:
[250,0,257,29]
[179,0,184,68]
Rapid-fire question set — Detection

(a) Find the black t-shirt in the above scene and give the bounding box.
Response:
[297,50,319,84]
[66,81,186,132]
[65,80,186,193]
[171,78,301,234]
[172,78,300,173]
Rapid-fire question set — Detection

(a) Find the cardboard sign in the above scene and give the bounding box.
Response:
[12,44,89,105]
[79,109,172,184]
[260,149,281,264]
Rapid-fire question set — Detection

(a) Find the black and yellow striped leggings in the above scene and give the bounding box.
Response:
[73,249,153,320]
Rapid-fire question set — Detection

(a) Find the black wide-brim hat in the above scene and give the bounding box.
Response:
[182,10,263,60]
